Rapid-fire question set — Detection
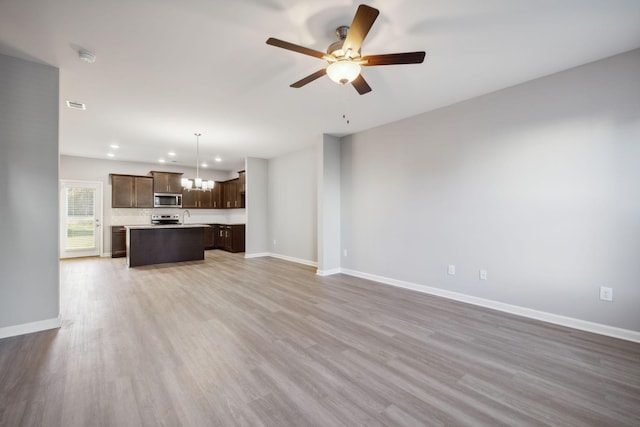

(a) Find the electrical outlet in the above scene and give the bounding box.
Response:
[343,249,348,257]
[479,269,488,280]
[273,239,277,245]
[599,286,613,302]
[448,265,456,275]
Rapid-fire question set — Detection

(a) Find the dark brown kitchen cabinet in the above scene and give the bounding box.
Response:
[151,171,183,193]
[111,174,154,208]
[203,225,214,249]
[222,178,244,208]
[212,182,222,209]
[111,226,127,258]
[182,189,212,208]
[182,188,196,208]
[220,224,245,252]
[210,224,222,248]
[205,224,244,252]
[222,180,235,208]
[198,189,212,208]
[238,170,246,194]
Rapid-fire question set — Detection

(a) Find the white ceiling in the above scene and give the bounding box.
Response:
[1,0,639,171]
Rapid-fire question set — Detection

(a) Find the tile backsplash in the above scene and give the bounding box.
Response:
[110,208,245,226]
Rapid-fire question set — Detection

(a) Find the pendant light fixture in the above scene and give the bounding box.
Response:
[182,133,215,191]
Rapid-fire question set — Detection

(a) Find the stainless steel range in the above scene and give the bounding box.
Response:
[151,214,180,225]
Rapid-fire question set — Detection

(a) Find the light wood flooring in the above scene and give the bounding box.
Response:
[1,251,639,426]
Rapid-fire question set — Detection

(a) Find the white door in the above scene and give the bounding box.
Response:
[60,180,103,258]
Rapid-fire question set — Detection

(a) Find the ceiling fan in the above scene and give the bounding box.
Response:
[266,4,426,95]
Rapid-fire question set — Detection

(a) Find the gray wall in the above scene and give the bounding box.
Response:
[0,54,60,328]
[246,157,269,255]
[268,142,318,263]
[341,49,640,331]
[317,135,341,274]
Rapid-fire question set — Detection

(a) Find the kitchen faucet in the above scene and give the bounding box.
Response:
[182,209,190,224]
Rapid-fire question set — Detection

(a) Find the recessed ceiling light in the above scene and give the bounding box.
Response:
[201,163,208,168]
[107,153,115,157]
[110,144,119,149]
[168,151,176,156]
[66,100,86,110]
[158,159,166,163]
[215,156,222,162]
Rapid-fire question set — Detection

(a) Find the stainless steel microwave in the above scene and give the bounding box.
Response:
[154,193,182,208]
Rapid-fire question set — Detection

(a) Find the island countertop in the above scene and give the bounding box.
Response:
[124,224,210,229]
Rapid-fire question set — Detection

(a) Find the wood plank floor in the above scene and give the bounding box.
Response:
[1,251,639,426]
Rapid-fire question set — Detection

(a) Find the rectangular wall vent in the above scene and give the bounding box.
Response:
[66,100,86,110]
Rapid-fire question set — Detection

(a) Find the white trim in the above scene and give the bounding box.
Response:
[244,252,270,259]
[340,268,640,343]
[101,252,111,258]
[317,268,341,276]
[263,253,318,267]
[0,314,62,339]
[244,252,319,267]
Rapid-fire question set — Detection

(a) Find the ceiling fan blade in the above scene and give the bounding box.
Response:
[290,69,327,88]
[362,52,426,66]
[266,37,328,60]
[352,74,372,95]
[342,5,380,56]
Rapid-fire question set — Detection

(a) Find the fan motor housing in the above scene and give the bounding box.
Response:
[327,26,360,59]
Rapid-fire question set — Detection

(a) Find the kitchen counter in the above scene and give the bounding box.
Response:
[125,224,211,229]
[125,224,209,267]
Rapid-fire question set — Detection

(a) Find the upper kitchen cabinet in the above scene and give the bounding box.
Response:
[238,170,246,194]
[221,178,245,208]
[182,188,212,209]
[111,174,154,208]
[151,171,183,193]
[182,188,197,208]
[198,189,213,209]
[212,182,222,209]
[223,179,239,208]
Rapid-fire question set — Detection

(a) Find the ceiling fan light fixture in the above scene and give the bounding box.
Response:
[327,60,361,85]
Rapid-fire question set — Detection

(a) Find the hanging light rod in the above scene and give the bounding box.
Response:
[182,132,214,191]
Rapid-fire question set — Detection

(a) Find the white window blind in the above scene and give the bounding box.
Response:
[65,187,96,250]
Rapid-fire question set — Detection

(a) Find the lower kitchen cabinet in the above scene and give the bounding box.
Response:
[221,224,245,253]
[111,226,127,258]
[204,225,215,249]
[206,224,244,253]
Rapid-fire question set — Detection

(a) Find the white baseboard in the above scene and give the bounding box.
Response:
[244,252,318,268]
[340,268,640,343]
[101,252,111,258]
[0,314,62,340]
[317,268,341,276]
[244,252,270,259]
[268,252,318,267]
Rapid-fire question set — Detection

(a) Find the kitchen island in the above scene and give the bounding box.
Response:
[125,224,210,267]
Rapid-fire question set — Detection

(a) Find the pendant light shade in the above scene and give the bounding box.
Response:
[182,133,214,191]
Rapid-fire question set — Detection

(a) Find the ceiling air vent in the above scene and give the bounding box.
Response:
[66,100,86,110]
